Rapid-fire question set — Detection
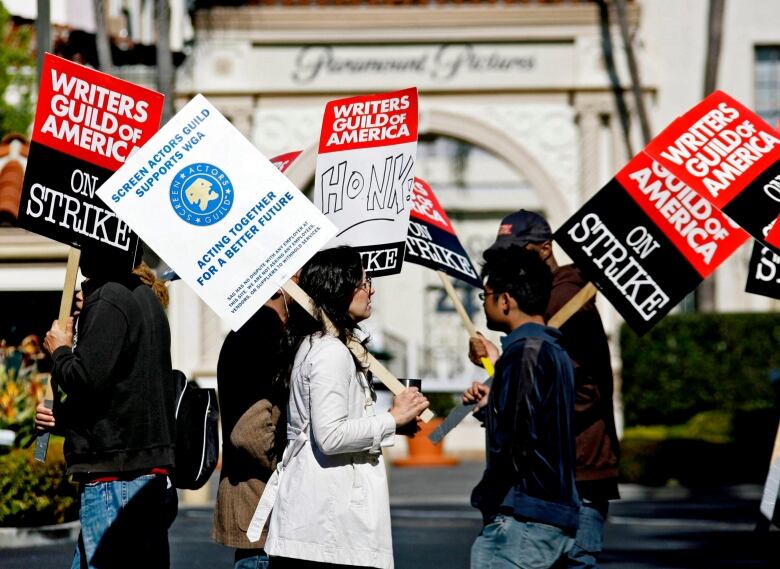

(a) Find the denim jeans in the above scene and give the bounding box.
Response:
[471,514,574,569]
[234,548,270,569]
[71,474,176,569]
[566,503,608,569]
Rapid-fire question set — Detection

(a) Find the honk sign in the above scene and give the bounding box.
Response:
[314,88,419,276]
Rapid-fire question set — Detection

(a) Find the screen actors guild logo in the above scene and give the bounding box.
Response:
[170,163,233,226]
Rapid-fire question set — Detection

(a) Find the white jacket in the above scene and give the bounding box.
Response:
[263,333,397,568]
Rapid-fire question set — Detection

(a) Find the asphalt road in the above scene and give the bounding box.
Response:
[2,462,779,568]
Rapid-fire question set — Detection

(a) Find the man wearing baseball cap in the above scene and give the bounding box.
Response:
[464,209,621,569]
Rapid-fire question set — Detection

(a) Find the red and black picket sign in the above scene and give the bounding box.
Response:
[405,178,481,288]
[644,90,780,251]
[17,53,164,258]
[745,242,780,300]
[555,152,747,335]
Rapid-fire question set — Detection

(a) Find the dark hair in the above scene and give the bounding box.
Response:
[481,246,552,317]
[276,246,367,388]
[133,261,169,308]
[79,245,136,280]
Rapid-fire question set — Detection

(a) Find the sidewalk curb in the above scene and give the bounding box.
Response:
[0,520,80,549]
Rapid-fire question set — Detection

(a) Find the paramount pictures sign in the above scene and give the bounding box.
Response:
[197,42,575,92]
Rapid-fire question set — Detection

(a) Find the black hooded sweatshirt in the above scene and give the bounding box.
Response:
[52,277,176,476]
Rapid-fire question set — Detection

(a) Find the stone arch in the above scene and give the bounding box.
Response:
[422,108,571,227]
[284,107,570,228]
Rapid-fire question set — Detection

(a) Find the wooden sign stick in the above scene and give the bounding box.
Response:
[281,279,435,423]
[35,247,81,462]
[436,271,495,377]
[549,282,598,328]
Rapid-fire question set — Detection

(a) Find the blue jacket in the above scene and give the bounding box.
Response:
[471,323,580,532]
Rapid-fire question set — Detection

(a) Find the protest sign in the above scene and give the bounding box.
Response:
[18,53,164,258]
[96,94,338,330]
[314,87,418,276]
[644,91,780,250]
[555,152,748,335]
[745,242,780,299]
[405,177,482,288]
[270,150,302,173]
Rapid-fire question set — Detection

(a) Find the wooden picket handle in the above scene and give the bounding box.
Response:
[281,279,435,423]
[548,282,597,328]
[437,271,495,377]
[58,248,81,326]
[770,426,780,467]
[35,247,81,462]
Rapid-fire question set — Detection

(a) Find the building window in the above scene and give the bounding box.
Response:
[756,46,780,126]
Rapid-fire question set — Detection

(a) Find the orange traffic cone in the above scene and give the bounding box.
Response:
[393,418,459,468]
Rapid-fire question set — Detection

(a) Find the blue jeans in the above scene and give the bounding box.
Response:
[566,503,608,568]
[234,549,269,569]
[471,514,575,569]
[71,474,176,569]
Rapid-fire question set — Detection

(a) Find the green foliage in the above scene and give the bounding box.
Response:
[0,2,34,137]
[1,342,47,448]
[620,313,780,426]
[623,410,733,444]
[619,409,776,487]
[0,437,79,527]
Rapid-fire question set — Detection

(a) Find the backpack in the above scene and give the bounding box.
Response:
[173,370,220,490]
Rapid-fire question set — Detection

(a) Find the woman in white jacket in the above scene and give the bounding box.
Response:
[264,246,429,568]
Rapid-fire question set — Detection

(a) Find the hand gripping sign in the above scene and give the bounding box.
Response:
[555,152,748,335]
[18,53,164,259]
[314,87,418,276]
[96,94,338,331]
[644,91,780,251]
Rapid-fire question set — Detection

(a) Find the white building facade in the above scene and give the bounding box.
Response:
[3,1,780,445]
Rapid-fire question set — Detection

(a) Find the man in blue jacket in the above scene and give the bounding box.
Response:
[469,246,579,569]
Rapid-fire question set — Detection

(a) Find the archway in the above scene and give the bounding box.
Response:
[284,107,570,228]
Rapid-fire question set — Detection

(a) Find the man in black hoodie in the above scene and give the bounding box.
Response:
[37,245,177,569]
[466,210,621,569]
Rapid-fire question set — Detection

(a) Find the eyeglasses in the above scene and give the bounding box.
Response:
[478,291,501,301]
[358,276,373,292]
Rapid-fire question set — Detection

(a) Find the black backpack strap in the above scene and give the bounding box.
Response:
[510,337,544,474]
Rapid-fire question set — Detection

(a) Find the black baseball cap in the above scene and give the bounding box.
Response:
[485,210,552,253]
